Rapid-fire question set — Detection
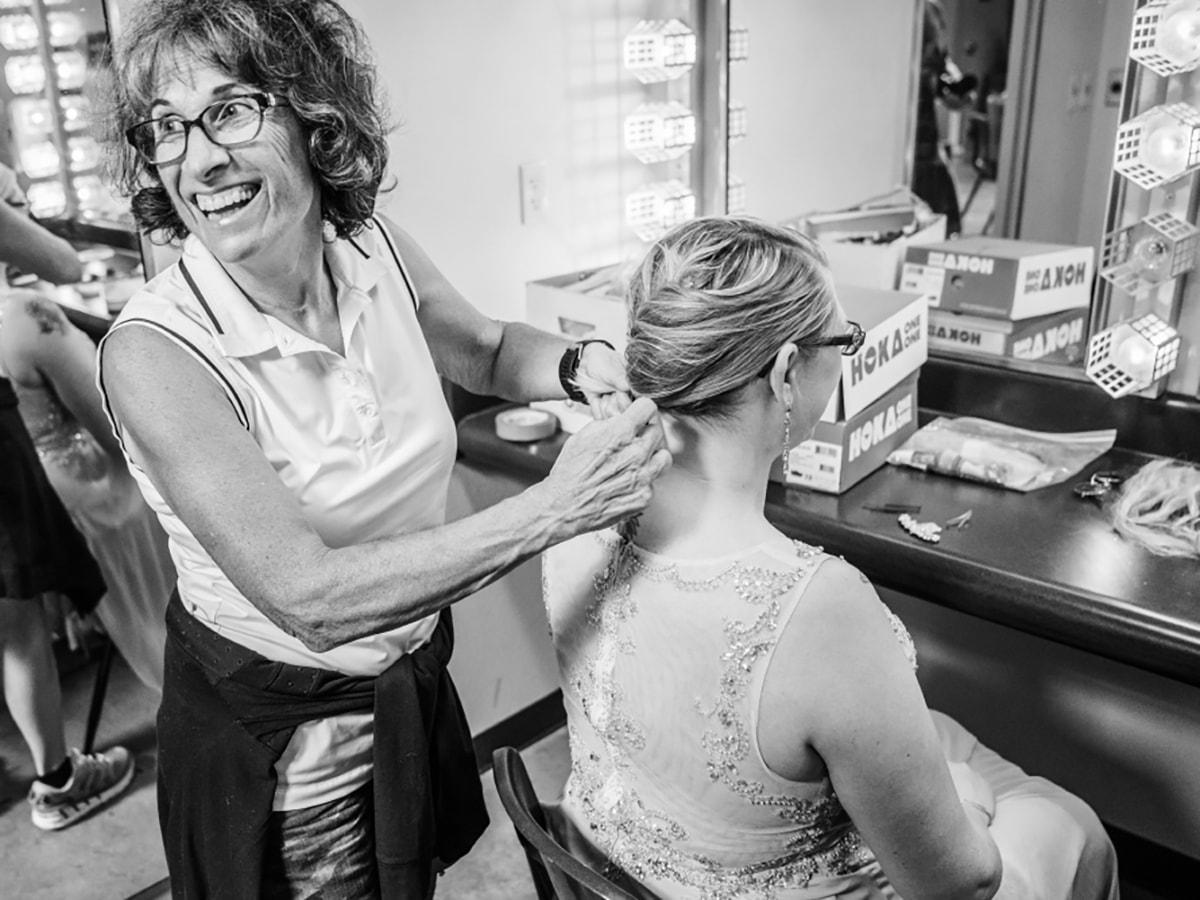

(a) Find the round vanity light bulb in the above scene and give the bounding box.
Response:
[1112,333,1156,385]
[1159,2,1200,63]
[1129,236,1171,281]
[1142,119,1190,175]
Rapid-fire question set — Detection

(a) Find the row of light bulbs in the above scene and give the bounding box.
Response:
[1087,1,1200,397]
[1,8,104,220]
[620,19,748,241]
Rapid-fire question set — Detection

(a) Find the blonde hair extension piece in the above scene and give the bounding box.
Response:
[1109,458,1200,558]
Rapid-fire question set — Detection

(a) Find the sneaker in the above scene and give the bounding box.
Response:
[28,746,135,831]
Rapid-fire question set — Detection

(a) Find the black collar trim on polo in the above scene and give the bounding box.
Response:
[371,215,417,308]
[179,259,225,335]
[347,234,371,259]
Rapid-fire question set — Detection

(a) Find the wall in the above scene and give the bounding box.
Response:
[883,586,1200,860]
[728,0,919,223]
[343,0,668,325]
[343,0,919,323]
[1018,0,1114,247]
[1076,0,1136,254]
[444,462,560,734]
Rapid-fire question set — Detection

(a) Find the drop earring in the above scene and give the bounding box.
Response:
[781,395,792,471]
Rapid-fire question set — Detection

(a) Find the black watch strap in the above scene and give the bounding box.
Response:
[558,339,614,403]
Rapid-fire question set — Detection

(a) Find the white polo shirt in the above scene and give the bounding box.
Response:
[100,220,456,809]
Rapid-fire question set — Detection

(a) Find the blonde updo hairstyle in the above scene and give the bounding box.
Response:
[624,216,837,420]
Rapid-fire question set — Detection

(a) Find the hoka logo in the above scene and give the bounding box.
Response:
[849,314,924,386]
[848,395,914,462]
[927,251,995,274]
[1012,317,1085,360]
[929,322,983,345]
[1024,262,1088,294]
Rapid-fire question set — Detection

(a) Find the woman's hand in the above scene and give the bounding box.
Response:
[537,396,671,538]
[573,341,633,419]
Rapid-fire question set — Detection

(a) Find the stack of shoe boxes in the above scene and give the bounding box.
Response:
[770,283,928,494]
[900,237,1095,367]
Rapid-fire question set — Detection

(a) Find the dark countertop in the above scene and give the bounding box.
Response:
[457,405,1200,688]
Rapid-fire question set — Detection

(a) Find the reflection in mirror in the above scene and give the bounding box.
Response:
[911,0,1014,237]
[726,0,920,227]
[910,0,1150,380]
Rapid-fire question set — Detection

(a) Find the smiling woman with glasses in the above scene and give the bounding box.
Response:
[92,1,673,897]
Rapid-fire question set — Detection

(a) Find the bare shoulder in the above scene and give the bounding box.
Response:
[101,323,236,429]
[765,555,914,713]
[101,321,187,389]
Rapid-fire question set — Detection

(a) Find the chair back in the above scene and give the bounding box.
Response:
[491,746,638,900]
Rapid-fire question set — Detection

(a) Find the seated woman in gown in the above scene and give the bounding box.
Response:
[542,216,1117,899]
[0,289,174,692]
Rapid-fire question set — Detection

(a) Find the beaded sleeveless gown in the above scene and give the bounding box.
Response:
[543,530,1117,900]
[544,532,909,899]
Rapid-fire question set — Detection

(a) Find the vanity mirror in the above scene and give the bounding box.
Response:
[729,0,1200,398]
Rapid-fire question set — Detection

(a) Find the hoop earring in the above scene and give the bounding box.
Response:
[781,398,792,470]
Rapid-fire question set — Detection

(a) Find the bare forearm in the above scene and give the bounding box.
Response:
[0,207,81,284]
[241,480,566,651]
[485,321,571,402]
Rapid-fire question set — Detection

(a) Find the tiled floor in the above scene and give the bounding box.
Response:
[0,647,1188,899]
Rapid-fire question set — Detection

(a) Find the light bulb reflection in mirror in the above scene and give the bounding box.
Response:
[1129,236,1171,281]
[1112,333,1156,385]
[1159,2,1200,62]
[1143,119,1190,174]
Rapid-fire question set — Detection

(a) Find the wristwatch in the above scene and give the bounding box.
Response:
[558,339,614,403]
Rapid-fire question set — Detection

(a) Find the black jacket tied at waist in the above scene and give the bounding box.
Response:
[157,591,488,899]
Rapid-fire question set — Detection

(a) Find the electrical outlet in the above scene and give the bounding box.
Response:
[1105,68,1124,108]
[519,161,548,225]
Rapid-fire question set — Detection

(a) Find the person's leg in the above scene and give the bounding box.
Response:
[0,596,67,773]
[262,781,381,900]
[1,595,136,830]
[932,711,1118,900]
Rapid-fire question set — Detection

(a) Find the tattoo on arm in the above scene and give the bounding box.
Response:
[24,297,64,336]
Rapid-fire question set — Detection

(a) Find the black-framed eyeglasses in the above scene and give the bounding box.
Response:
[757,321,865,377]
[806,320,865,356]
[125,93,289,167]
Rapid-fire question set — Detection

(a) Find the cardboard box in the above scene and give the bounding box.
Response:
[773,375,919,494]
[823,283,927,422]
[784,206,946,291]
[900,236,1094,320]
[927,306,1089,365]
[526,265,628,351]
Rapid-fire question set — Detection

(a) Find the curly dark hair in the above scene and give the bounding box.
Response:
[97,0,392,243]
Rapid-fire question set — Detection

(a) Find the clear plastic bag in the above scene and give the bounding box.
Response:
[886,416,1116,492]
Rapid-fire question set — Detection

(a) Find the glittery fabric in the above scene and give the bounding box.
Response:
[25,395,111,485]
[544,532,917,899]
